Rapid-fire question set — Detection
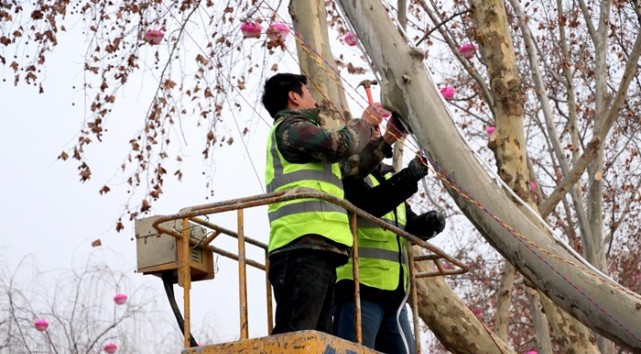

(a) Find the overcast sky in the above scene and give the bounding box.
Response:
[0,21,283,345]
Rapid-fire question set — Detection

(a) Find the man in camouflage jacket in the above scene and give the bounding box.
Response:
[262,73,396,335]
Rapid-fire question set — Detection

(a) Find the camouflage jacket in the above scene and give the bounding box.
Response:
[269,108,392,258]
[273,108,392,179]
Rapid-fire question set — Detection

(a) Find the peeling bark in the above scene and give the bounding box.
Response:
[412,254,516,354]
[474,1,599,352]
[526,287,553,354]
[494,263,515,341]
[289,0,350,129]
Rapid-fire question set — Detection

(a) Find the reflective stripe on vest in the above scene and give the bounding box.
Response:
[336,172,409,291]
[265,117,352,252]
[267,199,345,223]
[359,247,407,264]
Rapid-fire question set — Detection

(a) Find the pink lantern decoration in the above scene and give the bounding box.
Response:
[143,29,164,45]
[267,22,289,41]
[343,32,358,46]
[459,42,478,59]
[103,342,118,354]
[486,126,496,135]
[525,351,538,354]
[440,85,456,101]
[113,293,127,305]
[471,306,483,317]
[34,319,49,332]
[240,21,262,39]
[530,181,538,191]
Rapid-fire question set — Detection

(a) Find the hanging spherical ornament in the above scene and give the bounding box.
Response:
[486,126,496,135]
[34,319,49,332]
[240,21,262,39]
[143,29,164,45]
[103,342,118,354]
[458,42,478,59]
[440,85,456,101]
[267,22,289,41]
[343,32,358,46]
[113,293,127,305]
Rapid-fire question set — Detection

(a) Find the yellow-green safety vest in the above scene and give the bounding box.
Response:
[336,173,409,292]
[265,116,352,253]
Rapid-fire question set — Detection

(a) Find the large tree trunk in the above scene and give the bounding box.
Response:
[289,0,350,129]
[474,1,599,352]
[337,0,641,351]
[412,257,516,354]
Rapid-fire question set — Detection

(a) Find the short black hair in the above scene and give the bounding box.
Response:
[262,73,307,117]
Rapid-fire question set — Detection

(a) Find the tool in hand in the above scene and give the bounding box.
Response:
[357,79,378,105]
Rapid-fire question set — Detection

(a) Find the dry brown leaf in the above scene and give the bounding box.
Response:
[164,79,176,89]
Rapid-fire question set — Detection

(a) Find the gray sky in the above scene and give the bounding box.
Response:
[0,24,277,345]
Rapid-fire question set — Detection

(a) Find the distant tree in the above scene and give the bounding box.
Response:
[0,254,182,354]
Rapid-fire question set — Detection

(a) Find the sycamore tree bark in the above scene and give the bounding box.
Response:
[289,0,351,129]
[413,260,515,354]
[473,1,599,353]
[337,0,641,352]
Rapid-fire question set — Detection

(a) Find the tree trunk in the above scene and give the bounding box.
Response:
[289,0,350,129]
[412,255,516,354]
[474,1,600,352]
[494,263,515,341]
[527,287,553,354]
[588,1,614,352]
[337,0,641,351]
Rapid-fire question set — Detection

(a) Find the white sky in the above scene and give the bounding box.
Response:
[0,20,278,346]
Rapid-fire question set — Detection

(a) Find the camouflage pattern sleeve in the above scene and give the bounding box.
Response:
[275,114,376,164]
[340,137,392,179]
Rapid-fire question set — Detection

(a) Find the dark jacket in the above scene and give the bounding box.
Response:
[336,163,435,305]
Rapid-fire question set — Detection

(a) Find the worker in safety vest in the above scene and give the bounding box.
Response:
[334,115,446,353]
[262,73,399,335]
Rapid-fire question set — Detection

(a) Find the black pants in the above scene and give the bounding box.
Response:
[268,249,342,335]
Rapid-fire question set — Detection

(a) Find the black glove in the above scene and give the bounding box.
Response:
[407,155,429,182]
[419,211,446,241]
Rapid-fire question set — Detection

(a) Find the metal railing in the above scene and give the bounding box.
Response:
[150,187,468,352]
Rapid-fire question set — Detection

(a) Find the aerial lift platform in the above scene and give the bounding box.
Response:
[134,187,467,353]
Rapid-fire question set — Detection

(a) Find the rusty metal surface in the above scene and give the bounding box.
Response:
[407,247,421,354]
[349,213,363,345]
[264,250,273,334]
[181,330,381,354]
[237,209,249,340]
[180,218,192,349]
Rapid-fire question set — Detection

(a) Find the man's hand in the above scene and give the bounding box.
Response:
[383,113,408,145]
[419,211,446,241]
[361,103,390,127]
